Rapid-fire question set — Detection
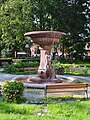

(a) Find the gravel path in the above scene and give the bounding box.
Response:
[0,73,90,82]
[0,73,35,82]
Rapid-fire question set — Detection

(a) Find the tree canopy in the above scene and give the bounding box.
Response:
[0,0,89,59]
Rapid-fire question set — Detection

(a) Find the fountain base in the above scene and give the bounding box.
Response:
[16,76,63,84]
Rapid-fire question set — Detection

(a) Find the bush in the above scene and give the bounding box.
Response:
[3,61,39,74]
[52,61,64,74]
[3,64,18,73]
[55,67,64,74]
[13,60,39,68]
[2,81,26,103]
[52,61,88,74]
[15,71,37,75]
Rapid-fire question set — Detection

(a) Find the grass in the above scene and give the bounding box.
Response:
[0,98,90,120]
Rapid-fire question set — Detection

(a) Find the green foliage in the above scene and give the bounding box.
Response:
[46,0,89,60]
[52,61,64,74]
[15,71,37,75]
[55,67,64,75]
[43,96,75,104]
[52,61,90,76]
[3,60,39,74]
[0,100,90,120]
[0,0,89,60]
[2,81,25,103]
[0,101,42,117]
[13,60,39,68]
[3,64,18,73]
[0,0,33,55]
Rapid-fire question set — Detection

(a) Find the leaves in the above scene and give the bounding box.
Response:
[0,0,33,54]
[0,0,89,59]
[2,81,25,103]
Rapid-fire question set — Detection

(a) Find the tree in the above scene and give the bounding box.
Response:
[0,0,89,60]
[0,0,33,58]
[46,0,88,61]
[30,0,53,30]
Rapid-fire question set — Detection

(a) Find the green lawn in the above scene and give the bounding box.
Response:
[0,100,90,120]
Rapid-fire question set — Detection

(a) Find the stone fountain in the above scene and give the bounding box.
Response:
[23,31,66,84]
[11,31,88,103]
[14,31,77,102]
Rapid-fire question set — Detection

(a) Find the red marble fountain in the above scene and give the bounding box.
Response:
[15,31,66,84]
[24,31,66,83]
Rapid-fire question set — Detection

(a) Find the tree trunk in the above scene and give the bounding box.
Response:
[14,51,17,59]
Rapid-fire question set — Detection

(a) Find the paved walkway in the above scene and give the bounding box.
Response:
[0,73,90,82]
[57,75,90,82]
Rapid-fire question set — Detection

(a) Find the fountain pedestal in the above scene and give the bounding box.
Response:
[38,45,55,79]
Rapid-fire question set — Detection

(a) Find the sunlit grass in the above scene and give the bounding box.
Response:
[0,100,90,120]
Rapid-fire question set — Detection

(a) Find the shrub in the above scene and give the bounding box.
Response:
[52,61,64,74]
[55,67,64,74]
[52,61,88,74]
[2,81,26,103]
[3,64,18,73]
[13,60,39,68]
[3,61,39,74]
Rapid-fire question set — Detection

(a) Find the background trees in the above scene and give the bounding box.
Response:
[46,0,89,61]
[0,0,33,57]
[0,0,89,60]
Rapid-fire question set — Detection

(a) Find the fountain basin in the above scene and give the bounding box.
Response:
[24,31,66,45]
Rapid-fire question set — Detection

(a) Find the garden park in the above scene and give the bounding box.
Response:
[0,0,90,120]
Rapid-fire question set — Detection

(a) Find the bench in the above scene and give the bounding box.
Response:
[24,83,88,104]
[44,83,88,101]
[69,67,88,76]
